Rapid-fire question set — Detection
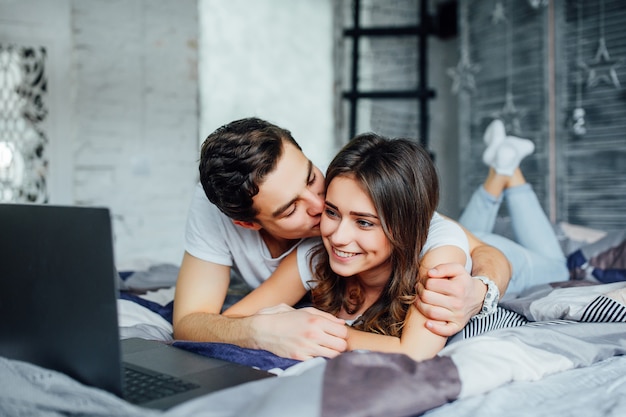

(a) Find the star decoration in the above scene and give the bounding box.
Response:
[447,55,481,95]
[491,92,527,136]
[491,1,507,24]
[579,37,623,89]
[527,0,548,9]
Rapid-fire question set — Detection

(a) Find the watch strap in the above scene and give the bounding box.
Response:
[472,275,500,319]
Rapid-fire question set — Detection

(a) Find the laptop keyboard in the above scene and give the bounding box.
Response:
[123,364,200,404]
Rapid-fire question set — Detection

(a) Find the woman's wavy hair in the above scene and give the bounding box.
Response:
[199,117,301,222]
[310,133,439,337]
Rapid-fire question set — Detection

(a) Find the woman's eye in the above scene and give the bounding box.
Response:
[324,208,338,218]
[307,173,317,186]
[357,219,374,228]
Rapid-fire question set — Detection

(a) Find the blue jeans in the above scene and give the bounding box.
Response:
[458,184,569,295]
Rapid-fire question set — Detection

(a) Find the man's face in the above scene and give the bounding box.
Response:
[251,142,325,240]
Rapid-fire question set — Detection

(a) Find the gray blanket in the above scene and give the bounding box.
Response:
[2,281,625,417]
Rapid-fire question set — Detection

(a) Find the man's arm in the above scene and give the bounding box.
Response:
[173,251,348,360]
[173,251,236,340]
[466,230,511,295]
[416,223,511,337]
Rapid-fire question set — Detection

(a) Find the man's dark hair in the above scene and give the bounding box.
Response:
[199,117,302,222]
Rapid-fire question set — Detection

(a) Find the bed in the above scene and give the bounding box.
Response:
[2,223,625,417]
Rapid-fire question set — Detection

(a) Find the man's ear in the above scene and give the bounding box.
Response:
[232,220,262,231]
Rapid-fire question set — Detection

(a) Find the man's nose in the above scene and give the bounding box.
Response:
[304,189,324,216]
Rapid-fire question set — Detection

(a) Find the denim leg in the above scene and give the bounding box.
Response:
[504,184,565,262]
[478,233,568,296]
[458,186,502,234]
[461,184,569,295]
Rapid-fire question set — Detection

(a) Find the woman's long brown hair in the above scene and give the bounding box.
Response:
[309,133,439,337]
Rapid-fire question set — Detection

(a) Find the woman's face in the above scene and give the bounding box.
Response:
[320,175,392,283]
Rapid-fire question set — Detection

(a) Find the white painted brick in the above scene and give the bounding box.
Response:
[72,0,198,266]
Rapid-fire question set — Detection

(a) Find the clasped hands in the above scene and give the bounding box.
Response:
[251,262,478,360]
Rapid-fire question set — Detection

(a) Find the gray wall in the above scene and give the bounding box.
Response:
[331,0,461,217]
[457,0,626,230]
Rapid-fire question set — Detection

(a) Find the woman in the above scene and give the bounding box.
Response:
[225,133,470,361]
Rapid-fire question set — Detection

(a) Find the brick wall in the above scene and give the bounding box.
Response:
[71,0,199,267]
[2,0,341,267]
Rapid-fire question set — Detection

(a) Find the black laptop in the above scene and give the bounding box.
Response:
[0,203,274,409]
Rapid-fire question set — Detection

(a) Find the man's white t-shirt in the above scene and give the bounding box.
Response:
[296,211,472,290]
[184,183,315,288]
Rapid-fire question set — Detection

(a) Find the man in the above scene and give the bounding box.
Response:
[173,118,511,360]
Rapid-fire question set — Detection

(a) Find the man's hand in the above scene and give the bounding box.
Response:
[250,307,348,361]
[415,263,486,337]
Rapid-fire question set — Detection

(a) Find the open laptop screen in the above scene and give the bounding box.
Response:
[0,203,124,396]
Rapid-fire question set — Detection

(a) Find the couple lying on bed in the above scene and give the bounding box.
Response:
[173,118,568,361]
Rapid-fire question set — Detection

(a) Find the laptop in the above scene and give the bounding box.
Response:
[0,203,275,409]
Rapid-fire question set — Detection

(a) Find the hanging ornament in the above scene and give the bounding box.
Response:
[493,92,525,136]
[491,1,507,24]
[447,0,480,95]
[572,0,587,136]
[527,0,548,9]
[491,0,525,136]
[447,53,481,95]
[579,0,623,89]
[572,108,587,136]
[582,38,623,88]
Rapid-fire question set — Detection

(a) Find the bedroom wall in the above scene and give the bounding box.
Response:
[0,0,337,267]
[1,0,460,266]
[71,0,200,267]
[0,0,200,267]
[456,0,626,230]
[198,0,336,170]
[331,0,461,218]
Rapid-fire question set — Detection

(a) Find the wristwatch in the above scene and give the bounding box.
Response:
[473,275,499,319]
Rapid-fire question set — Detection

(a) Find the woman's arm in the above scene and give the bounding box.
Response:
[345,304,446,361]
[416,215,512,337]
[223,250,310,317]
[223,250,348,359]
[345,245,467,361]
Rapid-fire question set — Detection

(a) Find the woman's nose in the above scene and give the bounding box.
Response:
[328,218,352,246]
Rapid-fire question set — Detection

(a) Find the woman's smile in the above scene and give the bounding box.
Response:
[331,247,359,259]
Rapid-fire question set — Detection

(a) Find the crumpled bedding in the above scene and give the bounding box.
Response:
[2,281,625,417]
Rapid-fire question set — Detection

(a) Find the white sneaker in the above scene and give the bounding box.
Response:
[492,136,535,176]
[482,119,506,167]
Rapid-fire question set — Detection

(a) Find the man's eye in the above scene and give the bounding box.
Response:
[285,204,297,217]
[307,173,316,186]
